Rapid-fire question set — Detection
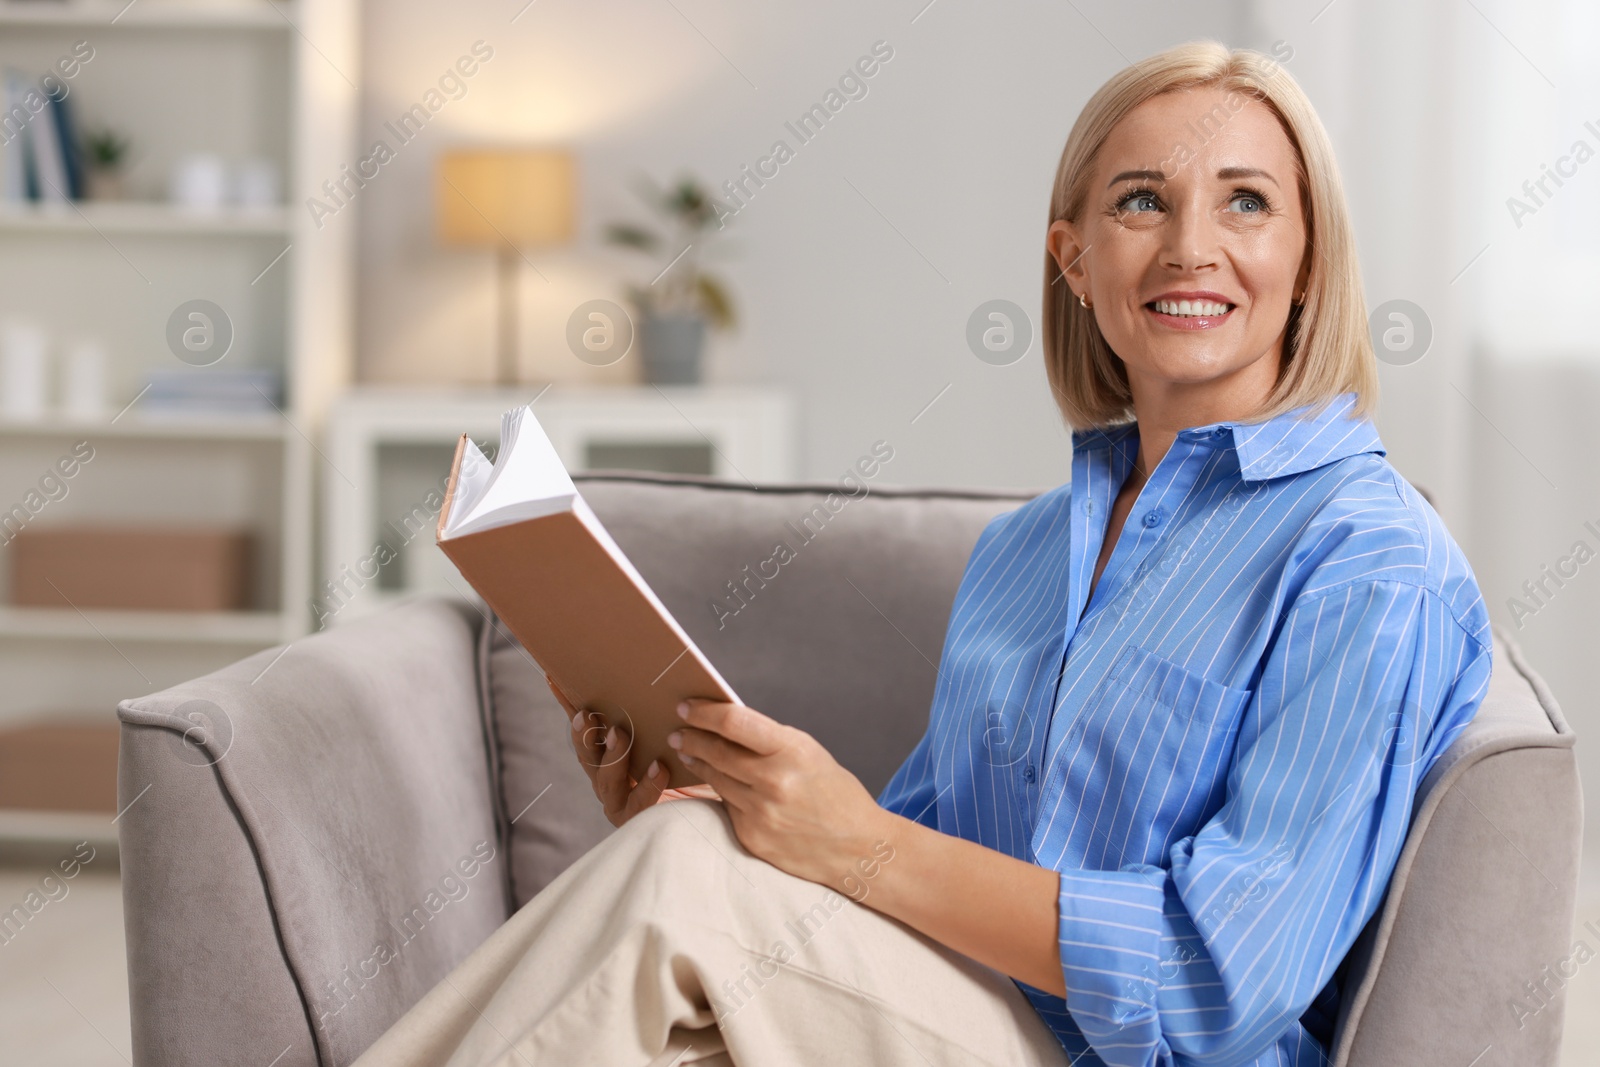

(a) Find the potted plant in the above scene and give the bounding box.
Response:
[603,175,736,385]
[83,128,131,201]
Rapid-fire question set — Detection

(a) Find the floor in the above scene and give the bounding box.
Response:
[1560,848,1600,1063]
[0,861,130,1065]
[2,850,1598,1064]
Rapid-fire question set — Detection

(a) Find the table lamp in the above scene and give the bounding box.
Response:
[436,149,576,386]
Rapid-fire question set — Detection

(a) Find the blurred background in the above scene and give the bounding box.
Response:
[0,0,1595,1061]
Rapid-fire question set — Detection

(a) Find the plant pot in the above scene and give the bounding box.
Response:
[85,169,126,201]
[638,312,706,385]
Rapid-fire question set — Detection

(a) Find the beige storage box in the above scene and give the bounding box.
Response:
[10,526,252,612]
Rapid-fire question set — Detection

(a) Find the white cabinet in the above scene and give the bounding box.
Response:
[321,385,796,623]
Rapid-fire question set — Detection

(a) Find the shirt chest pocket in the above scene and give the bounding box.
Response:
[1040,643,1253,867]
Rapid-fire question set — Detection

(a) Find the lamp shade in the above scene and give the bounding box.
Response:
[436,149,576,247]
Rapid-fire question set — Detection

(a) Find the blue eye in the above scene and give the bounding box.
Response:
[1228,190,1270,213]
[1115,189,1161,214]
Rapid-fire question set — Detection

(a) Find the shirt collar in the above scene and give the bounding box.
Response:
[1070,392,1386,482]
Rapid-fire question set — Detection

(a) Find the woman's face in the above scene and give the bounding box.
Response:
[1049,87,1311,408]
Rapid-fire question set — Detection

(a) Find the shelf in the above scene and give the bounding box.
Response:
[0,809,119,864]
[0,201,293,236]
[0,606,287,644]
[0,412,289,440]
[0,0,293,29]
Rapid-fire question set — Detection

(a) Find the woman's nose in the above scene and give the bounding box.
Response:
[1159,200,1222,274]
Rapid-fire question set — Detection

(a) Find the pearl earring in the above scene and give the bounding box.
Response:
[1078,293,1092,310]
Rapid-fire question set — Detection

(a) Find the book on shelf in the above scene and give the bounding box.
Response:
[1,65,86,205]
[1,69,36,203]
[436,405,740,789]
[139,368,283,415]
[26,89,69,204]
[46,83,83,200]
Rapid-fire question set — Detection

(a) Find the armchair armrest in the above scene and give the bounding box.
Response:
[117,597,511,1067]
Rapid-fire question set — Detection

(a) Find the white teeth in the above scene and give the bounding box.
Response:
[1153,299,1231,317]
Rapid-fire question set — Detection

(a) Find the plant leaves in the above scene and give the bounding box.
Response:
[603,223,660,253]
[697,275,736,331]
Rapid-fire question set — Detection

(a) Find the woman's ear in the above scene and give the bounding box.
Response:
[1048,218,1091,302]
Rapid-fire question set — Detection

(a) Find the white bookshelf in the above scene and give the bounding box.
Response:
[0,0,294,29]
[0,0,358,730]
[0,412,288,440]
[0,201,294,235]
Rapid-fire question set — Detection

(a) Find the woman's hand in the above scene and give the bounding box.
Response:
[669,698,893,898]
[548,678,671,828]
[672,697,1066,996]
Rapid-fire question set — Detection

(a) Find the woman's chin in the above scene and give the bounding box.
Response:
[1123,348,1262,389]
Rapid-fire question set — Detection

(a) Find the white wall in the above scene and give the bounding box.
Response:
[1254,0,1600,829]
[351,0,1254,489]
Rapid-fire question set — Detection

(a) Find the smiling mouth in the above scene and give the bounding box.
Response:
[1145,299,1235,318]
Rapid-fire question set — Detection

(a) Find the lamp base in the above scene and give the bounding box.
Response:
[495,244,520,387]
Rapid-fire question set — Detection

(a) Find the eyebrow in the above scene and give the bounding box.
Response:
[1106,166,1280,188]
[1217,166,1278,186]
[1106,169,1167,187]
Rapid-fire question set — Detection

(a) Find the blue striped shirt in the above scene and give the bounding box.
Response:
[878,392,1492,1067]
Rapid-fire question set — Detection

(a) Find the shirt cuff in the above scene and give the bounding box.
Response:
[1058,865,1169,1067]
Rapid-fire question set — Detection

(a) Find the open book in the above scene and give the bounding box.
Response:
[437,405,740,788]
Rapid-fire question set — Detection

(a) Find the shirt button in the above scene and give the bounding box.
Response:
[1081,500,1094,516]
[1143,509,1163,528]
[1212,428,1228,439]
[1023,764,1037,783]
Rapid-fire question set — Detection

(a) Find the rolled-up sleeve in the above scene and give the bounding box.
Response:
[1054,579,1492,1067]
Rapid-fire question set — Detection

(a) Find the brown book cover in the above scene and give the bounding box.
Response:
[435,414,738,790]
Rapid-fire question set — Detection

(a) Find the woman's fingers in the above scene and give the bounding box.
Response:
[678,699,787,756]
[558,680,603,787]
[679,752,756,810]
[594,724,637,818]
[568,708,604,785]
[620,760,671,821]
[555,686,682,828]
[669,727,760,785]
[557,681,782,828]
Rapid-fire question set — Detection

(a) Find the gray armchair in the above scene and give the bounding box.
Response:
[116,473,1582,1066]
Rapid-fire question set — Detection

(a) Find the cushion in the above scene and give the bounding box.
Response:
[482,613,617,904]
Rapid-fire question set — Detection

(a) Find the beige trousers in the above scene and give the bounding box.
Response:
[352,799,1068,1067]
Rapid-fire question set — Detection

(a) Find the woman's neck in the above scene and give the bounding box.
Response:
[1125,348,1283,477]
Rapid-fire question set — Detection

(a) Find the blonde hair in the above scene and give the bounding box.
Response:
[1042,40,1376,429]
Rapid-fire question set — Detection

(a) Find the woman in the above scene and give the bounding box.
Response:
[358,39,1491,1067]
